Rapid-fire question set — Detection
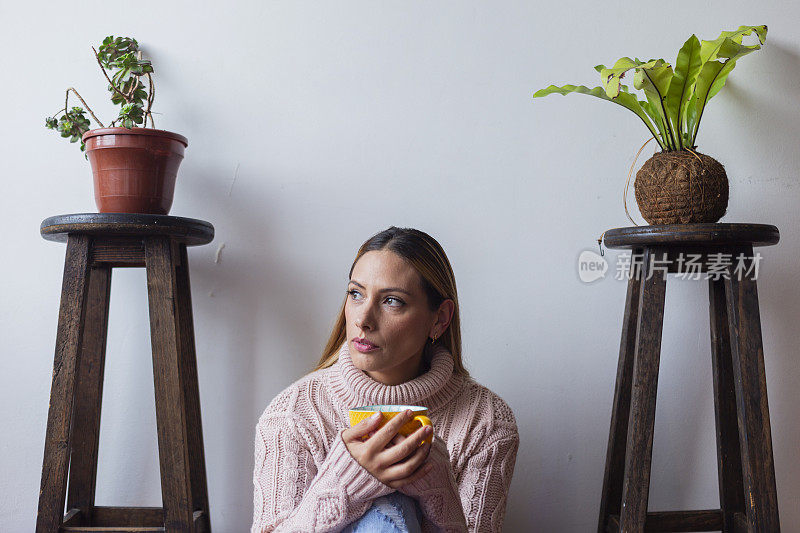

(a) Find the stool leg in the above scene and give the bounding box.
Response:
[709,279,745,531]
[66,264,112,525]
[619,248,667,532]
[176,243,211,531]
[598,260,642,533]
[725,247,780,531]
[36,235,92,532]
[145,237,194,531]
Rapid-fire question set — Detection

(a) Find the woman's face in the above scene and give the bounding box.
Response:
[345,250,450,385]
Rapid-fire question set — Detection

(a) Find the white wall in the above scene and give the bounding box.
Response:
[2,1,799,530]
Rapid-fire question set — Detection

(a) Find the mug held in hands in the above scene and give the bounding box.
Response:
[349,405,433,446]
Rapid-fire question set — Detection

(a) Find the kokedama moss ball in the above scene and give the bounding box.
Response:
[634,150,728,225]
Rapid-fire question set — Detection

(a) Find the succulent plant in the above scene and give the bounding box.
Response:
[45,36,156,152]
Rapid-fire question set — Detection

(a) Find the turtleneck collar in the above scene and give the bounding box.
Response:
[327,340,464,412]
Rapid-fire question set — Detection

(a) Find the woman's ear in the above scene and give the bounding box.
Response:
[432,299,455,336]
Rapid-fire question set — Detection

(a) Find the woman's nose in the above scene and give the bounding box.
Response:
[355,314,371,330]
[354,302,377,330]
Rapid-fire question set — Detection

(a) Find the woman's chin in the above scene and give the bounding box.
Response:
[351,352,380,370]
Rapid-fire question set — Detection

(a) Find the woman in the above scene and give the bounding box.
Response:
[252,227,519,532]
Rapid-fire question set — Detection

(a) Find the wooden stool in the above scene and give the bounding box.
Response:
[597,223,781,533]
[36,213,214,533]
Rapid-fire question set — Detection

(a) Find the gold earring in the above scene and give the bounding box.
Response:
[430,333,438,344]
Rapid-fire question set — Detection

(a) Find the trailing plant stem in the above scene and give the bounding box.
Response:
[92,46,130,104]
[146,72,155,128]
[65,88,104,128]
[127,77,139,99]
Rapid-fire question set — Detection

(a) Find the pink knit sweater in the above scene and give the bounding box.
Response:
[251,341,519,532]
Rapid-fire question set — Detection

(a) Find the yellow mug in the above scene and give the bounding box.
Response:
[349,405,433,446]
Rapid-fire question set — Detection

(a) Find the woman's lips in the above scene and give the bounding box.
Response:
[353,338,380,353]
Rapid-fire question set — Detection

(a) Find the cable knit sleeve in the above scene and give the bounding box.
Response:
[400,437,468,532]
[251,411,394,532]
[455,432,519,532]
[401,391,520,533]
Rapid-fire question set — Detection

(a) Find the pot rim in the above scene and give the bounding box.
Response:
[82,127,188,147]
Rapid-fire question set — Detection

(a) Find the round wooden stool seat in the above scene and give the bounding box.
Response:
[603,223,779,249]
[41,213,214,246]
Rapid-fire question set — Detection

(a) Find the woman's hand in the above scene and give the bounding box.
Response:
[342,409,433,489]
[396,435,453,498]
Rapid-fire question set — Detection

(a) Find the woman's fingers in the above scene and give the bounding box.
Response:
[382,438,431,481]
[380,425,432,466]
[341,412,383,442]
[385,444,434,488]
[381,434,402,449]
[366,409,414,452]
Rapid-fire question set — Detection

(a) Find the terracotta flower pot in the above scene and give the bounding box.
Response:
[82,127,188,214]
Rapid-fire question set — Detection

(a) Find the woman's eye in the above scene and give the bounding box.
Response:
[347,289,403,307]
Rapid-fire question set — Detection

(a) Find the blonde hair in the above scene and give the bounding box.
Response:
[313,226,469,377]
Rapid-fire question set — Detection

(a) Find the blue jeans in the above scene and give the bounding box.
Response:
[340,492,423,533]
